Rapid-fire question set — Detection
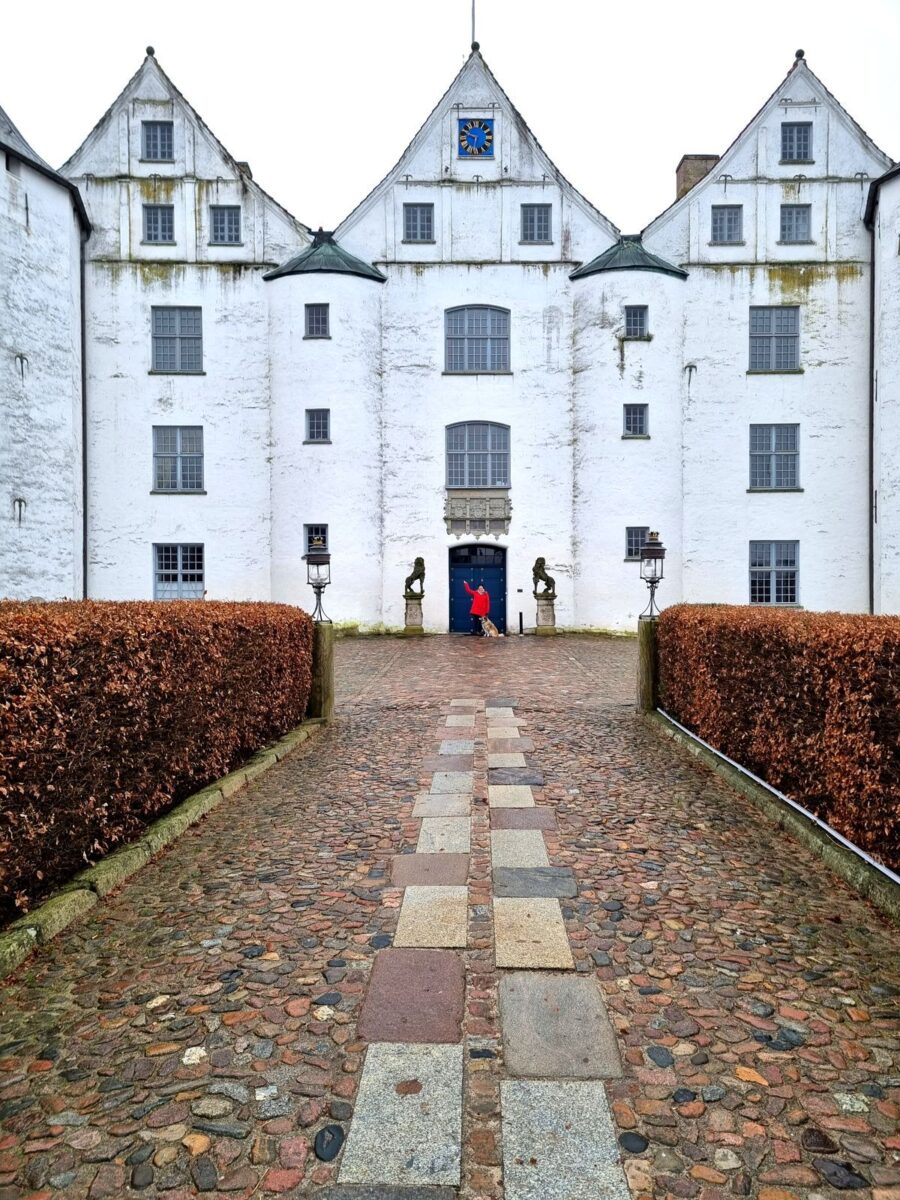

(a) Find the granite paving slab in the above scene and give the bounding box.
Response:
[490,807,557,831]
[338,1043,463,1186]
[486,737,534,752]
[445,714,475,728]
[488,767,544,786]
[430,771,474,794]
[421,755,473,772]
[493,866,577,898]
[391,854,470,887]
[491,830,550,869]
[487,752,527,768]
[494,898,574,969]
[487,726,521,739]
[393,886,468,948]
[487,696,517,706]
[500,1079,629,1200]
[449,698,480,707]
[438,739,474,755]
[487,785,535,808]
[416,817,470,854]
[485,706,516,720]
[323,1189,457,1200]
[412,793,470,818]
[357,950,464,1043]
[499,973,622,1077]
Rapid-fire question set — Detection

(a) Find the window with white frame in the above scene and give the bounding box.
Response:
[749,306,799,371]
[749,424,799,489]
[210,206,241,244]
[445,306,510,373]
[750,540,798,604]
[625,526,649,560]
[623,404,649,437]
[781,122,812,162]
[521,204,551,243]
[403,203,434,242]
[143,204,174,243]
[304,523,329,552]
[151,307,203,373]
[305,304,330,338]
[711,205,743,244]
[142,120,174,161]
[305,409,330,442]
[446,422,510,488]
[624,306,648,338]
[154,543,204,599]
[153,426,204,491]
[780,204,811,243]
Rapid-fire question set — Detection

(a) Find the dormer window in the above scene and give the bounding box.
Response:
[142,121,174,161]
[781,122,812,163]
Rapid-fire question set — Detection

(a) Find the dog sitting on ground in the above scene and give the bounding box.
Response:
[480,617,502,638]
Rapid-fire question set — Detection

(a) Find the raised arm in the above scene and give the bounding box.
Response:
[463,581,475,596]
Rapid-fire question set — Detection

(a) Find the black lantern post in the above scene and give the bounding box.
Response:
[639,531,666,618]
[303,537,332,623]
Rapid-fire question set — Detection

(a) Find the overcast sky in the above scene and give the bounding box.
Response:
[4,0,898,232]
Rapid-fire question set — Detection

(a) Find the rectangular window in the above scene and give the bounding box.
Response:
[143,204,174,243]
[210,205,241,244]
[142,120,174,161]
[305,303,330,338]
[151,307,203,373]
[780,204,811,243]
[711,204,743,244]
[154,543,204,599]
[304,523,329,553]
[521,204,552,243]
[781,122,812,162]
[153,426,204,491]
[445,423,510,488]
[445,306,510,372]
[403,203,434,242]
[625,526,649,561]
[624,306,648,338]
[623,404,649,437]
[750,540,799,605]
[749,306,799,371]
[750,424,799,489]
[306,409,330,442]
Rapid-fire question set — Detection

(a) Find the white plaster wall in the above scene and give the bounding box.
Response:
[873,176,900,613]
[0,158,83,599]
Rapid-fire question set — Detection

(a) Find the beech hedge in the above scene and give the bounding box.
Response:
[0,601,313,923]
[657,604,900,870]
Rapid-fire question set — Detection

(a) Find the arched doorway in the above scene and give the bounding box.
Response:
[448,545,507,633]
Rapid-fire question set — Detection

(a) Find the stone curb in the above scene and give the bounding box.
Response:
[0,719,326,983]
[648,711,900,925]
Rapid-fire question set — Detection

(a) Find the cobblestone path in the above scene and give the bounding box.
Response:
[0,635,898,1200]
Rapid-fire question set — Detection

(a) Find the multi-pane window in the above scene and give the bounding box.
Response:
[445,307,510,373]
[154,544,204,599]
[521,204,552,243]
[210,206,241,244]
[151,307,203,373]
[446,422,510,488]
[780,204,811,243]
[624,306,648,338]
[305,304,330,338]
[153,426,204,491]
[711,205,743,244]
[623,404,649,437]
[749,306,799,371]
[750,424,799,488]
[304,523,329,552]
[306,409,330,442]
[143,204,174,243]
[403,204,434,242]
[750,541,799,605]
[781,122,812,162]
[142,120,174,161]
[625,526,649,560]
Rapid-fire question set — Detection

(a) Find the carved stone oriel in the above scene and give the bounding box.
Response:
[444,490,512,537]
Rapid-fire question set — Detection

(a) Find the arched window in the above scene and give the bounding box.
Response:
[446,422,510,488]
[445,306,510,373]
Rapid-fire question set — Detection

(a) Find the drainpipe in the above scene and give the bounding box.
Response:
[868,215,876,615]
[80,228,88,599]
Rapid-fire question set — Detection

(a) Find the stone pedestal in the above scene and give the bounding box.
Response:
[534,594,557,636]
[404,595,424,636]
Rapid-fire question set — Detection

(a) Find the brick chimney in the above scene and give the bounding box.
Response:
[676,154,719,200]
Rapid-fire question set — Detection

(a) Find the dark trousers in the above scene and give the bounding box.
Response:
[471,613,483,635]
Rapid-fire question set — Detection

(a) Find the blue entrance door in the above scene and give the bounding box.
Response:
[449,545,506,633]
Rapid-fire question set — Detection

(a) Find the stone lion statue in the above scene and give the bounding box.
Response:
[404,556,426,598]
[532,556,556,599]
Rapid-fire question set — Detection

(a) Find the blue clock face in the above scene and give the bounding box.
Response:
[458,118,494,157]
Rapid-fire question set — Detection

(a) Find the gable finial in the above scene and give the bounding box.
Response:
[146,46,155,57]
[471,0,478,51]
[794,48,805,61]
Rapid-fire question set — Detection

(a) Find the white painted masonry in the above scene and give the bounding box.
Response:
[1,47,898,628]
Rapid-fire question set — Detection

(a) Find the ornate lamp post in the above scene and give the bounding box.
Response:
[639,531,666,619]
[303,537,332,623]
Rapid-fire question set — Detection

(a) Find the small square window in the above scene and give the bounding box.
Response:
[749,306,800,371]
[750,540,798,604]
[711,205,742,244]
[306,409,330,442]
[304,523,329,553]
[623,404,648,437]
[780,204,811,243]
[521,204,552,243]
[143,204,174,243]
[781,122,812,162]
[403,204,434,242]
[142,121,174,161]
[625,526,649,560]
[154,543,204,599]
[210,206,241,244]
[152,306,203,373]
[624,306,648,338]
[153,426,204,491]
[305,304,330,338]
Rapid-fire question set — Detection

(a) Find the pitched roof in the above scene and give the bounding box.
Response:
[264,228,386,282]
[570,234,687,281]
[0,103,90,232]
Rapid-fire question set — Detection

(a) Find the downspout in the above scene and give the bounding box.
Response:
[868,212,876,615]
[80,228,88,599]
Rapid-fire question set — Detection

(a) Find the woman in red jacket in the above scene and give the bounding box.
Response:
[463,580,490,635]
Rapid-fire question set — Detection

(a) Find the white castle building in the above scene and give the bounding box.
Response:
[2,44,899,631]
